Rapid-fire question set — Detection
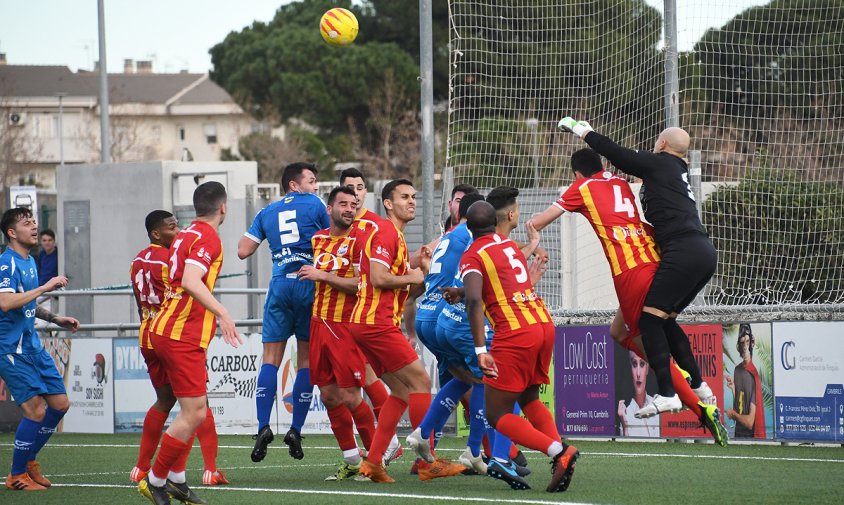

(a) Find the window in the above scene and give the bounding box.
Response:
[203,123,217,144]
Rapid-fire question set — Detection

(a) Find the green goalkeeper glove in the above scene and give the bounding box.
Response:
[558,117,593,138]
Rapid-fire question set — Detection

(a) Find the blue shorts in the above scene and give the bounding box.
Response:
[437,324,492,380]
[0,349,66,405]
[415,318,451,382]
[262,276,314,343]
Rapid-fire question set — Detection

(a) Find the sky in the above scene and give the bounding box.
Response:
[0,0,767,74]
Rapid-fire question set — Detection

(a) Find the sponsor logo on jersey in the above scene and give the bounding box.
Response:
[0,265,7,271]
[315,252,350,271]
[0,278,9,288]
[612,225,648,241]
[375,245,390,259]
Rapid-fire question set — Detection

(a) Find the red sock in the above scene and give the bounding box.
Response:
[171,435,195,473]
[151,433,188,480]
[509,443,519,459]
[137,407,168,471]
[350,401,376,452]
[368,396,406,465]
[364,381,389,420]
[523,399,560,442]
[327,405,357,452]
[408,392,431,428]
[196,407,218,472]
[672,365,703,416]
[495,413,556,455]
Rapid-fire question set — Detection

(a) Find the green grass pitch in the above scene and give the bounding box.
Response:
[1,433,841,504]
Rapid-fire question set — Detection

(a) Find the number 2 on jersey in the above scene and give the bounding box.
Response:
[278,210,300,245]
[503,247,528,283]
[428,239,450,274]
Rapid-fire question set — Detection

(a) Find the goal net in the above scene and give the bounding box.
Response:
[445,0,844,321]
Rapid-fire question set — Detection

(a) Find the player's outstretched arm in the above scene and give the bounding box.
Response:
[181,263,243,348]
[0,275,68,312]
[529,206,564,232]
[35,306,80,333]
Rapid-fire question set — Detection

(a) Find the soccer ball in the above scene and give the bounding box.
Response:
[320,8,358,46]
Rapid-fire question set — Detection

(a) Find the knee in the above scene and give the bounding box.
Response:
[414,372,432,393]
[609,324,628,345]
[320,390,341,410]
[22,399,47,422]
[154,397,177,413]
[188,404,207,426]
[52,396,71,413]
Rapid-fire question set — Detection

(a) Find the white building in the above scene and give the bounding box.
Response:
[0,58,256,189]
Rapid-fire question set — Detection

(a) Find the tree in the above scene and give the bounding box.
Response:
[0,104,43,201]
[223,131,306,183]
[702,166,844,305]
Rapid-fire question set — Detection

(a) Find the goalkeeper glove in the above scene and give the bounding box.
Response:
[558,117,593,138]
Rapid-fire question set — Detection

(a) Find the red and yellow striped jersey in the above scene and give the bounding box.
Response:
[555,171,660,277]
[350,219,409,327]
[350,209,382,269]
[130,244,170,349]
[459,233,551,335]
[149,221,223,349]
[311,228,357,322]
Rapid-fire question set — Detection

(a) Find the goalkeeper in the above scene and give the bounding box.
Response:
[559,118,717,419]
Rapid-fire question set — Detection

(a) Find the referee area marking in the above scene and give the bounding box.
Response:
[24,443,844,464]
[52,483,590,505]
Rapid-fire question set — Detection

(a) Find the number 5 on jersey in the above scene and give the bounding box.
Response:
[278,210,300,245]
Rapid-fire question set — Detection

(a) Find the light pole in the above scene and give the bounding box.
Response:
[56,92,67,166]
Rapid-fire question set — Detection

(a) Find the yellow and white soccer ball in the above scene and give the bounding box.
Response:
[320,7,358,46]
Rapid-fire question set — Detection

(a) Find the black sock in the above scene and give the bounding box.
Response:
[638,312,675,397]
[664,319,703,388]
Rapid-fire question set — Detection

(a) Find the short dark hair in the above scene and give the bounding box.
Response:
[145,210,174,235]
[458,192,485,220]
[39,228,56,240]
[327,185,357,206]
[1,207,33,241]
[193,181,227,217]
[339,167,366,187]
[282,162,317,192]
[486,186,519,211]
[571,148,603,177]
[451,183,476,199]
[381,178,414,206]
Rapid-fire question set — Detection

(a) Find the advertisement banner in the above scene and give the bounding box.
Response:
[773,322,843,442]
[60,338,114,433]
[723,323,774,440]
[660,324,725,438]
[613,339,659,438]
[114,337,168,432]
[555,325,615,437]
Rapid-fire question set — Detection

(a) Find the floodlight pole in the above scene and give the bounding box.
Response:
[664,0,680,128]
[97,0,111,163]
[420,0,435,243]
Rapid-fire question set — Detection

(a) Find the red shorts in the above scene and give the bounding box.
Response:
[150,332,208,397]
[484,322,555,393]
[140,346,169,389]
[310,317,366,388]
[613,262,658,339]
[348,322,418,377]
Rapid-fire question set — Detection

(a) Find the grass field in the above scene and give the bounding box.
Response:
[1,433,842,505]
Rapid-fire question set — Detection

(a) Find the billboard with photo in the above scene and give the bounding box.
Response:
[61,338,114,433]
[722,323,774,440]
[773,322,843,442]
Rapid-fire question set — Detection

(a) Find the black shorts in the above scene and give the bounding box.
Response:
[644,233,717,314]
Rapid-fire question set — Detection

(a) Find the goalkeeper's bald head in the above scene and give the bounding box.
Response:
[654,127,690,159]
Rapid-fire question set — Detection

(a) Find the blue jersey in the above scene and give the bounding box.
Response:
[245,192,330,277]
[436,273,493,340]
[416,223,472,322]
[0,249,41,354]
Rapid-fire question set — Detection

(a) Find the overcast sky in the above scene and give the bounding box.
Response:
[0,0,766,74]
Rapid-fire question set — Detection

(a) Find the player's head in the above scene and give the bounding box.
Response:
[145,210,180,247]
[571,148,603,178]
[282,162,319,194]
[193,181,228,223]
[339,167,367,208]
[39,228,56,254]
[486,186,520,233]
[448,183,477,223]
[1,207,37,248]
[457,191,485,222]
[381,178,416,224]
[737,324,755,362]
[465,200,497,238]
[628,350,650,402]
[654,127,690,158]
[327,186,358,230]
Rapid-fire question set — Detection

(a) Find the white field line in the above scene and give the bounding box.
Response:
[52,482,592,505]
[13,443,843,464]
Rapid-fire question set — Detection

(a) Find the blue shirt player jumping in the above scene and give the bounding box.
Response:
[0,207,79,491]
[238,162,329,463]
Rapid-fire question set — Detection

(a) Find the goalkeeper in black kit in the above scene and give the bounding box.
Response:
[559,117,718,420]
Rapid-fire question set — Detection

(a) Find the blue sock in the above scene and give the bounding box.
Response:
[291,368,312,432]
[492,404,521,462]
[256,363,279,430]
[419,378,471,441]
[12,417,39,475]
[467,384,487,457]
[28,407,65,461]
